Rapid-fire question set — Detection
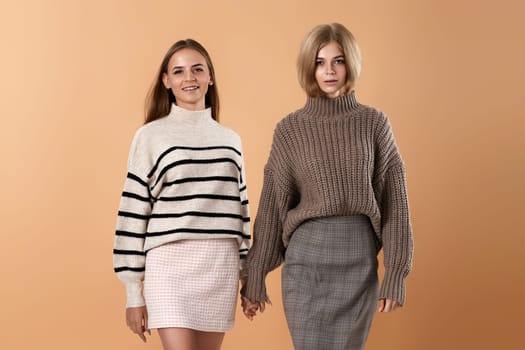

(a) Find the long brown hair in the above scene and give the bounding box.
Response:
[144,39,220,123]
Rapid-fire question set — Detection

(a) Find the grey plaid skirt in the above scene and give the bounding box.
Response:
[282,215,379,350]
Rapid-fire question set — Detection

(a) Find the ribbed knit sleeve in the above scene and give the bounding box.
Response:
[378,164,412,305]
[242,168,290,302]
[242,125,297,302]
[373,115,413,306]
[113,130,152,308]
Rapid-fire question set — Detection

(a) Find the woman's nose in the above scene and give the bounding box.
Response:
[325,64,335,74]
[184,70,196,81]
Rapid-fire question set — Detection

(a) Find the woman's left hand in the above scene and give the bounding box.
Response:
[241,296,261,320]
[241,296,272,320]
[377,298,400,313]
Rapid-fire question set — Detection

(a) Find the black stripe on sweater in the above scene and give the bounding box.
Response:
[126,172,154,199]
[146,228,250,239]
[150,211,243,220]
[153,158,241,189]
[122,191,150,202]
[118,211,244,221]
[113,249,145,256]
[157,194,241,202]
[115,230,145,238]
[118,211,149,220]
[148,146,242,178]
[241,199,249,205]
[114,266,145,273]
[162,176,238,187]
[239,185,247,192]
[127,172,148,187]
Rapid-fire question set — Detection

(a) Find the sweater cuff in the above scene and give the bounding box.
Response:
[240,266,268,302]
[378,266,409,306]
[125,281,145,308]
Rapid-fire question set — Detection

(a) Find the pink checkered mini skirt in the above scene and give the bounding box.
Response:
[144,238,240,332]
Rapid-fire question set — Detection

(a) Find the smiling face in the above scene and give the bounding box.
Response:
[314,41,347,99]
[162,48,212,111]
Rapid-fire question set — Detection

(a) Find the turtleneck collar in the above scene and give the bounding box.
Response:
[168,103,213,124]
[301,90,362,118]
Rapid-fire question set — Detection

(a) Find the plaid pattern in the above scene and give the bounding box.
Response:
[282,215,378,350]
[144,239,239,331]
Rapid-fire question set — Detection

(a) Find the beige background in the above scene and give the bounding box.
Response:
[1,0,524,349]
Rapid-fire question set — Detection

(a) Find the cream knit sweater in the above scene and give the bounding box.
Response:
[242,92,413,305]
[113,104,250,307]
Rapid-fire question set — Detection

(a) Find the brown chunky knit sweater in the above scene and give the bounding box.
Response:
[242,91,413,305]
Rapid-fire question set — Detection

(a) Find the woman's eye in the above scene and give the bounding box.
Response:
[194,67,204,72]
[335,59,345,64]
[316,60,324,65]
[173,70,182,75]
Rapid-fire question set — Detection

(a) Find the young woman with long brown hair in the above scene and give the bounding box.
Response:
[113,39,250,350]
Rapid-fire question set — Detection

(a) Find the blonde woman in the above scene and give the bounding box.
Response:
[241,23,413,350]
[113,39,250,350]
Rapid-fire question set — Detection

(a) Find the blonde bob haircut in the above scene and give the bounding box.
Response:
[297,23,362,97]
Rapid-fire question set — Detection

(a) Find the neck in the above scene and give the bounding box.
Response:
[168,103,212,124]
[302,90,361,118]
[176,101,206,111]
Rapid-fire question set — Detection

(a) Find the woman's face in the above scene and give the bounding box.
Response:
[315,41,347,98]
[163,48,212,111]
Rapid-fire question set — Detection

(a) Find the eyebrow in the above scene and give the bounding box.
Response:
[316,55,345,60]
[172,63,205,71]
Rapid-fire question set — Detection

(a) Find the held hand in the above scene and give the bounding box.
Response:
[126,306,151,342]
[377,298,400,313]
[241,296,272,321]
[241,296,259,321]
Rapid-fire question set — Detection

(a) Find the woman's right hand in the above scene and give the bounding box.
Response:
[126,306,151,342]
[241,296,271,321]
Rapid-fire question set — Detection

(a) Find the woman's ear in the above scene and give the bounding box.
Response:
[162,73,169,89]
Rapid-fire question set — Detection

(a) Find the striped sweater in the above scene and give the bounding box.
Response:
[242,91,413,305]
[113,104,250,307]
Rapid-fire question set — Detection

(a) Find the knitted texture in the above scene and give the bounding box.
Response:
[242,91,413,305]
[113,104,250,307]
